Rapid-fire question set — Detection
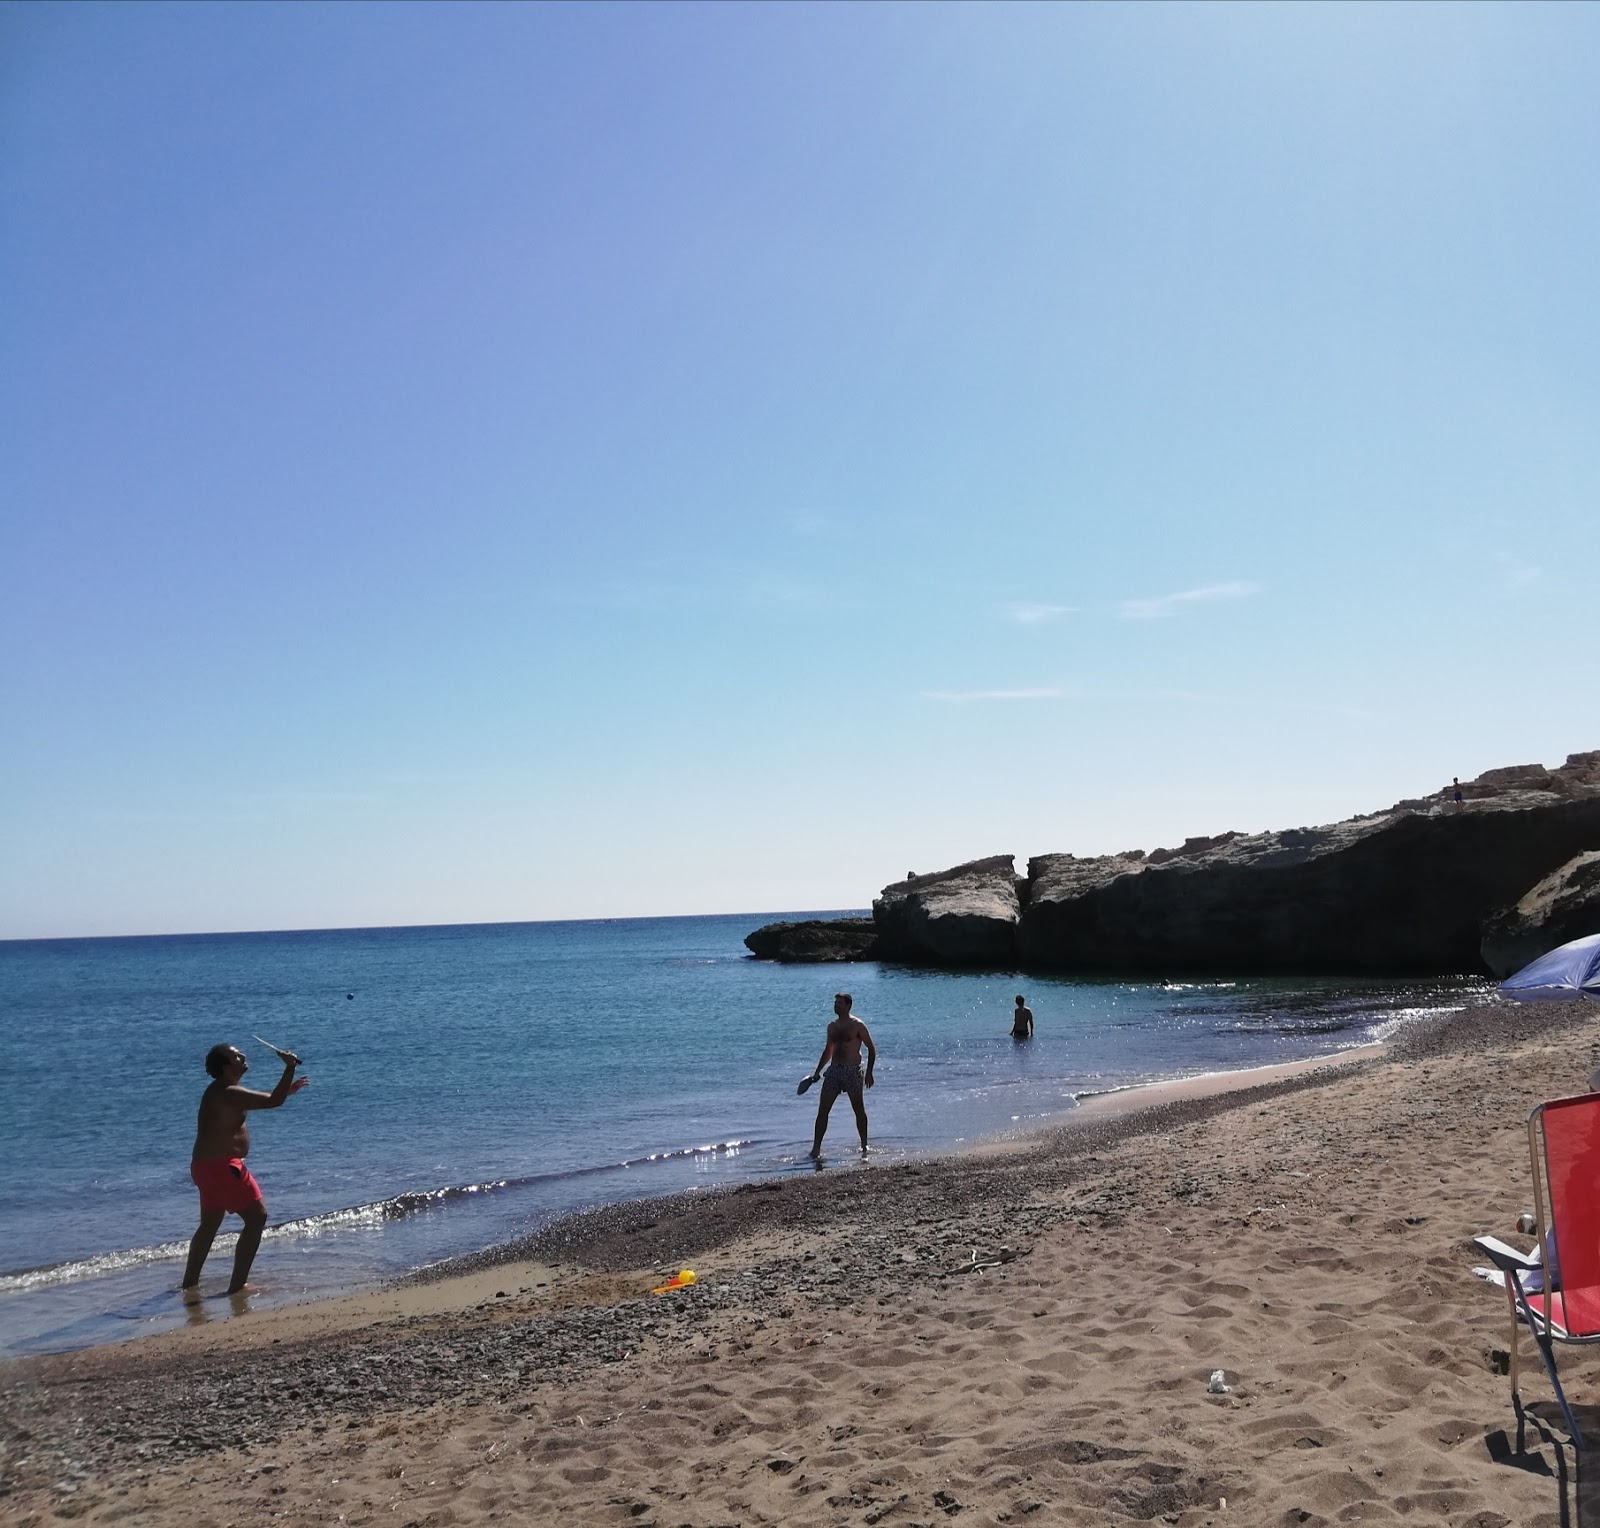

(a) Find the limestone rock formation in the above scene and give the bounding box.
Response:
[743,918,878,964]
[883,753,1600,973]
[1391,750,1600,812]
[744,751,1600,975]
[1017,798,1600,973]
[872,856,1021,966]
[1481,851,1600,979]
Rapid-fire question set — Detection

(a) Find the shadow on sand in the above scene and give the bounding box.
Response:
[1485,1397,1600,1527]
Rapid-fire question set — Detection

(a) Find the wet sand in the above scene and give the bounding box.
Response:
[5,998,1599,1526]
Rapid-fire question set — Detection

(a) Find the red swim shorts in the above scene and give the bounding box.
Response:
[190,1157,263,1215]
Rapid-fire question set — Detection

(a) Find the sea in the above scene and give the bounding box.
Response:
[0,912,1489,1358]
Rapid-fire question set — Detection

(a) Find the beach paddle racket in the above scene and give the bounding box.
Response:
[796,1075,816,1095]
[253,1034,302,1063]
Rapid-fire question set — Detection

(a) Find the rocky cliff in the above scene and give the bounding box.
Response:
[755,751,1600,975]
[1480,850,1600,979]
[1017,795,1600,973]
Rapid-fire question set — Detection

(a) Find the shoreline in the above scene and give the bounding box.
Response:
[9,997,1598,1522]
[1066,1037,1385,1116]
[385,1039,1394,1287]
[921,1040,1388,1162]
[0,1037,1394,1360]
[1,1037,1405,1372]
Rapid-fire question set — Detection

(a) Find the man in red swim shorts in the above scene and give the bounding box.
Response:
[182,1041,309,1296]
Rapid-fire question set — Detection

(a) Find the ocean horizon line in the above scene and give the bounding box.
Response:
[0,906,874,949]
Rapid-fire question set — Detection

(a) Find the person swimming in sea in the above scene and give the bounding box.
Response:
[1011,994,1034,1039]
[806,993,876,1159]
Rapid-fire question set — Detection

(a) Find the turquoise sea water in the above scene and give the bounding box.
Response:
[0,913,1488,1357]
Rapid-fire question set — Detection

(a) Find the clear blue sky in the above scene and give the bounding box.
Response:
[3,1,1596,939]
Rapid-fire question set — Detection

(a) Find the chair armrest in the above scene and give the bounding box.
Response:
[1475,1235,1540,1273]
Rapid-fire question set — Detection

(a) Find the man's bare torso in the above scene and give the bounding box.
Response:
[826,1016,870,1065]
[193,1083,252,1161]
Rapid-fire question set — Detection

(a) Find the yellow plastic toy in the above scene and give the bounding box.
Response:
[651,1268,696,1294]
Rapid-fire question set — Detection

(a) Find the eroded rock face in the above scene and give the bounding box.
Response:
[743,919,878,964]
[1482,851,1600,979]
[1017,801,1600,973]
[757,751,1600,975]
[872,856,1021,966]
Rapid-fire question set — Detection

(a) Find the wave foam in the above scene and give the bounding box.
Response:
[0,1140,763,1294]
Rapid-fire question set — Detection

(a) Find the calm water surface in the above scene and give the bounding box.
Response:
[0,913,1486,1355]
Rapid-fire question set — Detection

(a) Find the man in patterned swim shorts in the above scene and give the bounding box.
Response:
[806,992,877,1160]
[182,1041,309,1297]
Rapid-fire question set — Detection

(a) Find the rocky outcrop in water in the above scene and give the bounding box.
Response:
[1016,796,1600,973]
[743,918,878,963]
[752,752,1600,975]
[872,856,1022,965]
[1016,753,1600,974]
[1481,850,1600,979]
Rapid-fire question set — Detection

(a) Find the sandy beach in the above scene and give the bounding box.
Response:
[6,998,1600,1527]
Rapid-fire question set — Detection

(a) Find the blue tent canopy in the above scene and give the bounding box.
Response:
[1499,932,1600,1003]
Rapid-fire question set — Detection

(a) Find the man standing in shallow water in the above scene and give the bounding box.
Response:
[182,1042,308,1296]
[808,993,876,1159]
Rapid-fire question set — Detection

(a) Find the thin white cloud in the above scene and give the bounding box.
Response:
[543,569,837,613]
[1118,580,1263,620]
[1004,602,1076,625]
[106,787,388,825]
[541,576,700,610]
[236,790,385,806]
[739,575,832,611]
[923,687,1064,703]
[1496,553,1541,589]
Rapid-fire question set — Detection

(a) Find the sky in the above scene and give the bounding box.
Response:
[2,1,1597,939]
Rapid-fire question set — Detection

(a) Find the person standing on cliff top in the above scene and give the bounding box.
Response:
[182,1042,308,1296]
[807,993,875,1159]
[1011,994,1034,1038]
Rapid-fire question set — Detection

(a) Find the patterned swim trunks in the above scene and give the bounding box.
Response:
[820,1059,864,1101]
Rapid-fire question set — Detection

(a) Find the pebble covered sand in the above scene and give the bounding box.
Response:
[5,998,1600,1526]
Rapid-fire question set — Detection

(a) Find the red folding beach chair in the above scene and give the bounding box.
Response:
[1475,1092,1600,1451]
